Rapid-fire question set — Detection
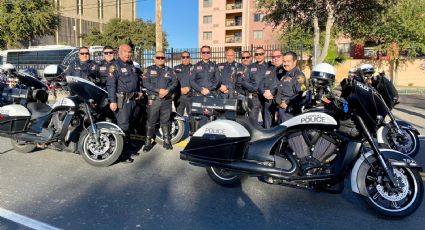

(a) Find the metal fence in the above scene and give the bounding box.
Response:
[134,44,305,69]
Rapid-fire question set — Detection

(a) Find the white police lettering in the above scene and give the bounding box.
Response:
[356,82,370,92]
[204,128,226,135]
[0,108,10,115]
[300,114,327,124]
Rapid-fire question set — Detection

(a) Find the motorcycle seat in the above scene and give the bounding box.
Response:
[27,102,51,120]
[237,117,286,142]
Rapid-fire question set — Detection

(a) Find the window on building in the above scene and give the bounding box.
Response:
[253,30,263,39]
[76,0,83,15]
[203,0,212,8]
[116,0,121,18]
[254,13,264,22]
[98,0,103,19]
[55,0,60,10]
[203,32,212,40]
[203,15,212,24]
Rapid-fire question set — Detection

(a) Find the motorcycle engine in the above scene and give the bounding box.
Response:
[287,130,339,175]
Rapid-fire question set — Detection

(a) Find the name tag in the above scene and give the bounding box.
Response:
[197,66,203,70]
[150,70,157,75]
[100,67,107,71]
[251,67,257,72]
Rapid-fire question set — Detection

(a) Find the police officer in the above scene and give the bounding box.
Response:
[190,45,220,97]
[240,51,252,67]
[106,44,142,163]
[63,46,99,84]
[240,47,274,127]
[275,51,307,123]
[174,51,193,116]
[97,46,116,89]
[142,51,177,152]
[217,49,244,99]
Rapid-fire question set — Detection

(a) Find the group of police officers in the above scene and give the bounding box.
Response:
[64,44,306,163]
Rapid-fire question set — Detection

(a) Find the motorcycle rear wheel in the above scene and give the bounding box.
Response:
[10,139,37,153]
[206,167,241,187]
[79,130,124,167]
[360,157,423,218]
[155,119,185,145]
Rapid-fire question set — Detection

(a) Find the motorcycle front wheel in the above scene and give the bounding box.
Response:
[385,127,420,158]
[206,167,241,187]
[78,130,124,167]
[359,157,423,218]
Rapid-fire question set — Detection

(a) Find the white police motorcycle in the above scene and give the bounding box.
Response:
[180,63,423,218]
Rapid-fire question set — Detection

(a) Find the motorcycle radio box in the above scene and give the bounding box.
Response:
[191,96,242,115]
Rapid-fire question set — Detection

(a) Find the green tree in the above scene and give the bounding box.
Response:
[257,0,393,64]
[83,18,168,50]
[0,0,59,49]
[353,0,425,83]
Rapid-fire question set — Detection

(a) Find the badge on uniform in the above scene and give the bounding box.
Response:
[196,66,203,70]
[210,66,214,72]
[91,65,96,70]
[148,99,153,106]
[251,67,257,72]
[100,66,107,71]
[265,70,271,75]
[150,70,157,75]
[121,68,127,73]
[297,76,305,83]
[219,66,224,70]
[278,69,283,74]
[108,65,116,78]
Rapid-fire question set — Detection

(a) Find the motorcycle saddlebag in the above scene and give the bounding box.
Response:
[0,104,31,133]
[182,120,250,162]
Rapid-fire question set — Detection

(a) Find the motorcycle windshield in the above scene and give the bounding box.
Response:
[16,72,47,90]
[66,76,108,105]
[345,80,389,131]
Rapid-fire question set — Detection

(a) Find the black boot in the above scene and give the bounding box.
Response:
[143,126,154,152]
[161,126,173,150]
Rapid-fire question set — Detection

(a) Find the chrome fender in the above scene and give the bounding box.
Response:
[350,148,422,196]
[88,121,125,136]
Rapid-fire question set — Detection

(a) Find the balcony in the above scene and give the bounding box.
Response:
[226,0,242,10]
[225,19,242,27]
[225,36,242,43]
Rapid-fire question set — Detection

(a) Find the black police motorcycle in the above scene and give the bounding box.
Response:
[180,78,423,218]
[349,69,420,157]
[0,73,126,167]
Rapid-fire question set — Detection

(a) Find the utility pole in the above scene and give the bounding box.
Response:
[155,0,163,52]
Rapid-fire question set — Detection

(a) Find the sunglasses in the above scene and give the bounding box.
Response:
[254,53,264,56]
[79,52,90,55]
[272,55,283,59]
[241,56,251,59]
[155,56,166,60]
[181,56,190,59]
[103,51,114,55]
[201,51,211,54]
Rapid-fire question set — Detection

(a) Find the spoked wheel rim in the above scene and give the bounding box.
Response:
[365,165,419,212]
[210,167,239,181]
[387,129,416,155]
[83,133,117,162]
[156,120,179,138]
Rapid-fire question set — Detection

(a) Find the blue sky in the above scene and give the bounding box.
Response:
[136,0,198,48]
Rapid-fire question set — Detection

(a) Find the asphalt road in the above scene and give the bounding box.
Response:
[0,95,424,230]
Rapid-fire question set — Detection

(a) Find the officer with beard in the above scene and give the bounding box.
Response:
[275,51,307,123]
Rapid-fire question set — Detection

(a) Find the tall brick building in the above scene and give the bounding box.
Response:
[198,0,280,50]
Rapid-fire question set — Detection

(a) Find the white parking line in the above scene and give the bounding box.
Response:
[0,207,60,230]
